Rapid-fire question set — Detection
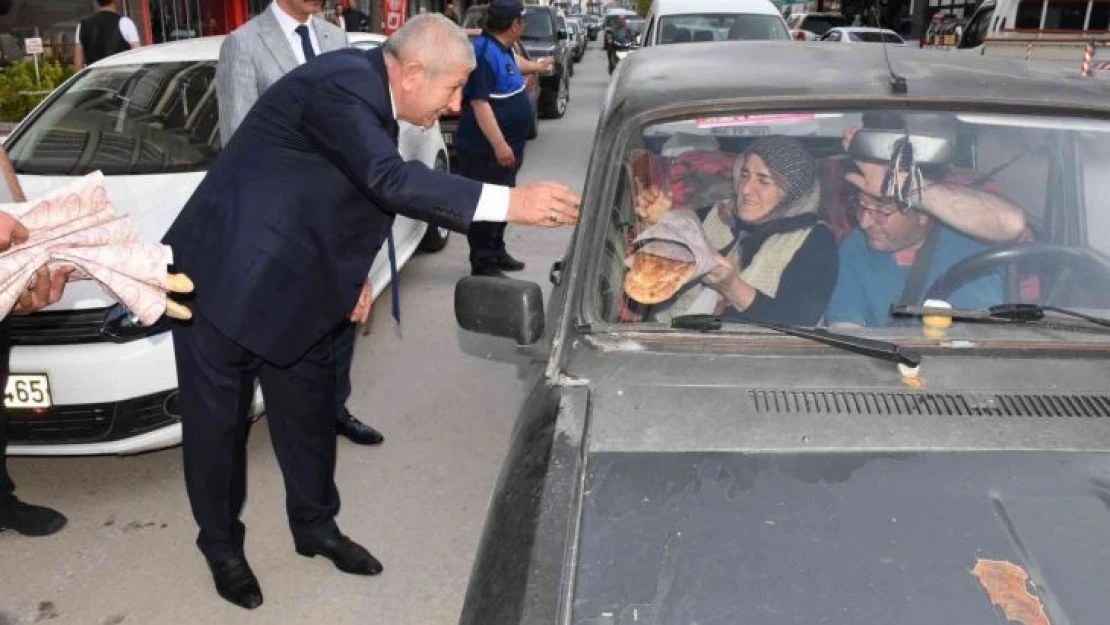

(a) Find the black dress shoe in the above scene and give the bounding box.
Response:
[337,410,384,445]
[207,556,263,610]
[495,254,526,272]
[471,264,507,278]
[296,532,383,576]
[0,499,67,537]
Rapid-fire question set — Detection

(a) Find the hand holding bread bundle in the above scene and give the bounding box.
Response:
[623,209,721,305]
[0,171,193,323]
[633,184,673,224]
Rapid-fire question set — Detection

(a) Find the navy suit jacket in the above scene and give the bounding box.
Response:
[164,47,482,367]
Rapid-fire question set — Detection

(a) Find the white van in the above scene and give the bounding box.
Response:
[641,0,791,46]
[958,0,1110,76]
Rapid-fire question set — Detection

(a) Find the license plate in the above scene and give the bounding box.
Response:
[4,374,52,409]
[443,133,453,146]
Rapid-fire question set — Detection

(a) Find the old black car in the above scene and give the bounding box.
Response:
[456,42,1110,624]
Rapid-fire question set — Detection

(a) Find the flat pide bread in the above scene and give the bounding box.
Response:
[623,251,696,304]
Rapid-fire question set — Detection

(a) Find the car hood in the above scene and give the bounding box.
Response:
[564,351,1110,624]
[15,172,202,311]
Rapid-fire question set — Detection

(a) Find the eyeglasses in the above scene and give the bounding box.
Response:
[850,191,903,222]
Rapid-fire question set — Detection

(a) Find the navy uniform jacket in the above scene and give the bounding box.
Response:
[456,32,533,155]
[163,47,482,366]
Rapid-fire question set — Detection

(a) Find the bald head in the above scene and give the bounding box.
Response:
[384,13,476,76]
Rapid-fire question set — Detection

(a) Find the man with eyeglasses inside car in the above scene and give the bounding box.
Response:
[824,112,1027,328]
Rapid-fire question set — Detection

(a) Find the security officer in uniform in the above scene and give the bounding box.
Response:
[457,0,553,277]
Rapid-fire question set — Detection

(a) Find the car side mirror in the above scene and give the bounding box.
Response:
[455,277,545,345]
[557,29,568,40]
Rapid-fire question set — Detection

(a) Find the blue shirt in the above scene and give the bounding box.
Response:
[455,33,533,155]
[825,224,1004,327]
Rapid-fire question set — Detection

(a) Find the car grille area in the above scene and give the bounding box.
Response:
[7,390,180,446]
[10,308,109,346]
[750,389,1110,418]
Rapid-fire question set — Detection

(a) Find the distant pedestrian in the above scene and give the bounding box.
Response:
[444,1,460,23]
[338,0,372,32]
[75,0,140,69]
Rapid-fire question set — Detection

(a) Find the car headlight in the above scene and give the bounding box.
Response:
[100,303,171,343]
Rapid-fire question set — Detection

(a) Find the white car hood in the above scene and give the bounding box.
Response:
[15,171,204,312]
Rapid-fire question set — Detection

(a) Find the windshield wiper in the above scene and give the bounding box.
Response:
[891,303,1110,332]
[670,314,921,368]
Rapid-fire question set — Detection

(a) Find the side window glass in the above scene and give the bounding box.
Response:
[958,6,995,47]
[1016,0,1045,29]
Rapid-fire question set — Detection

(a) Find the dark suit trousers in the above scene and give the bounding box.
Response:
[332,321,356,415]
[172,313,341,560]
[458,148,522,267]
[0,319,14,511]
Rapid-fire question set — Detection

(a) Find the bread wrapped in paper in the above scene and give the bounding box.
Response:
[0,171,193,323]
[623,209,722,305]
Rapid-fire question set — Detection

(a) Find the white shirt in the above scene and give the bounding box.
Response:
[270,1,321,65]
[74,15,141,46]
[386,88,509,222]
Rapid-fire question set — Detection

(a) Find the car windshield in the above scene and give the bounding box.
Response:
[802,15,849,34]
[597,108,1110,345]
[524,10,554,39]
[6,62,220,176]
[849,31,905,43]
[658,13,790,43]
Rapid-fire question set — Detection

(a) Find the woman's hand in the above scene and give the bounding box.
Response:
[701,252,740,292]
[700,252,756,311]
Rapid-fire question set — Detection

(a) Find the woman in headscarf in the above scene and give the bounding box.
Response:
[694,135,839,325]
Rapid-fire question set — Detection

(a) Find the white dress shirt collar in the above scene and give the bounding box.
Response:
[271,1,320,65]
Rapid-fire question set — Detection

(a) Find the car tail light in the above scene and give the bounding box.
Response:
[793,30,806,42]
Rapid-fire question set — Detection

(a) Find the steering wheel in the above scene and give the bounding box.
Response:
[924,242,1110,305]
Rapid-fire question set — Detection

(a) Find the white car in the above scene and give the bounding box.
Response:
[1,35,451,456]
[641,0,791,46]
[820,27,907,45]
[785,12,849,41]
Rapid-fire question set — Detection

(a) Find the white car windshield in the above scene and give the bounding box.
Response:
[657,14,789,43]
[599,108,1110,345]
[6,62,220,176]
[849,31,905,43]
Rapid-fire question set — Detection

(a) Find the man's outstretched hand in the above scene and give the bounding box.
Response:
[507,182,581,228]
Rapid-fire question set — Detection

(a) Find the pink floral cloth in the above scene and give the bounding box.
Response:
[0,171,174,324]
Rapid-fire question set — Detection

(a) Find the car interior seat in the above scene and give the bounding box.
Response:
[693,29,715,42]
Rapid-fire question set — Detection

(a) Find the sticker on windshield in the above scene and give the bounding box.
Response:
[694,113,817,128]
[707,126,770,137]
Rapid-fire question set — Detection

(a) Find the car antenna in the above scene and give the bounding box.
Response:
[875,0,908,94]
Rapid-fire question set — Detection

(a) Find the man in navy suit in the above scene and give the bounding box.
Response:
[162,14,579,610]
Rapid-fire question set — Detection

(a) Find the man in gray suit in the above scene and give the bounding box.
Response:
[217,0,384,446]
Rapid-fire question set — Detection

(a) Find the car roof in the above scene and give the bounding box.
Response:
[93,35,225,66]
[833,27,902,35]
[651,0,782,16]
[607,41,1110,121]
[86,33,387,68]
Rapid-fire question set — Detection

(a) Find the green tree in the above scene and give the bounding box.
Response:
[0,59,76,123]
[636,0,650,16]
